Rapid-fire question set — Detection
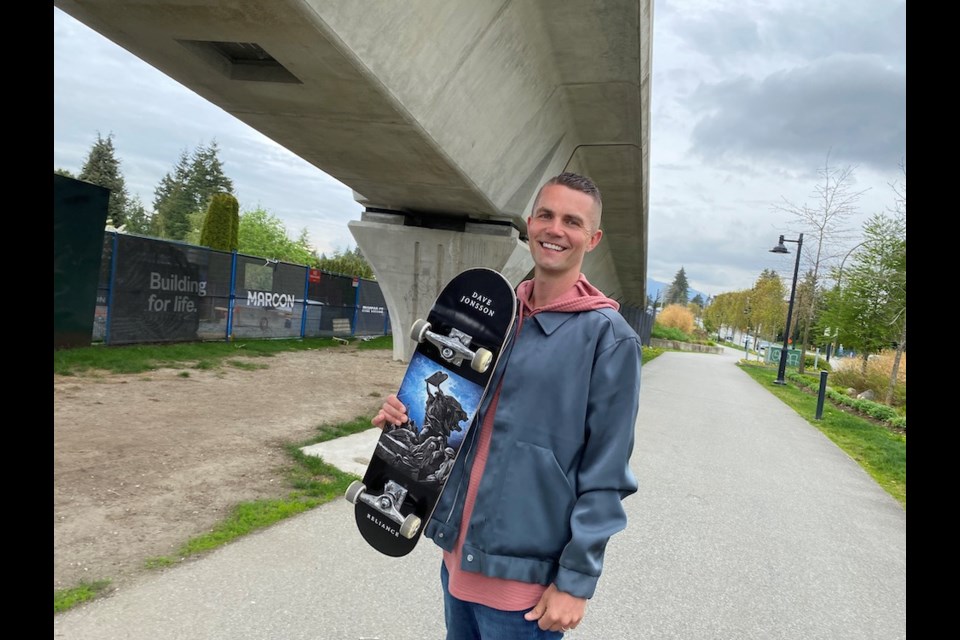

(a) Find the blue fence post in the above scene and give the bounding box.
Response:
[352,277,361,336]
[104,231,120,345]
[226,251,238,340]
[300,268,309,338]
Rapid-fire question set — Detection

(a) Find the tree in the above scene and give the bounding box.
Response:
[703,290,751,341]
[125,196,153,235]
[646,289,663,316]
[748,269,787,349]
[152,142,234,241]
[664,267,690,305]
[884,160,906,405]
[200,193,240,252]
[152,150,193,239]
[237,207,319,265]
[772,152,867,373]
[824,215,904,369]
[187,140,234,214]
[316,246,374,279]
[55,168,76,179]
[78,132,129,227]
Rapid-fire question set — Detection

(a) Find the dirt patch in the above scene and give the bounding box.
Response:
[53,346,406,592]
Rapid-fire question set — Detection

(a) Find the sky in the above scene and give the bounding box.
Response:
[53,1,906,298]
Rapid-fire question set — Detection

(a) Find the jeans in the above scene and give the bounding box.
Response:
[441,562,564,640]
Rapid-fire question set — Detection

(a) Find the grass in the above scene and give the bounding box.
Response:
[143,416,374,563]
[739,363,906,508]
[54,414,377,614]
[54,580,112,614]
[53,336,375,376]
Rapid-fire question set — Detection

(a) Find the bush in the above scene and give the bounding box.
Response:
[651,324,691,342]
[829,350,906,409]
[804,353,832,372]
[789,371,906,431]
[656,304,695,334]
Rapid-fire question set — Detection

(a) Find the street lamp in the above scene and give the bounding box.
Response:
[770,233,803,385]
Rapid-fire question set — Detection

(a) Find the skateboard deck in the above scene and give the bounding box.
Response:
[345,268,516,557]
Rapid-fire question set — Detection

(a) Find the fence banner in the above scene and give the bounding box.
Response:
[356,280,388,336]
[108,236,213,344]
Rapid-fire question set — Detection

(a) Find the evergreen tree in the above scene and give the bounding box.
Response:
[78,132,129,227]
[200,193,240,252]
[55,168,76,179]
[152,150,193,239]
[187,140,234,214]
[316,245,375,278]
[152,142,234,241]
[664,267,690,305]
[124,196,153,235]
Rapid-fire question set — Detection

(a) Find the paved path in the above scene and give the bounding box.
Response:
[53,347,906,639]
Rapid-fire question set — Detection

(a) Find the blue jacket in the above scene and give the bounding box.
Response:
[424,306,642,599]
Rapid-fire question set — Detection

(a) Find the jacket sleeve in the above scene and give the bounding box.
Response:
[554,333,641,599]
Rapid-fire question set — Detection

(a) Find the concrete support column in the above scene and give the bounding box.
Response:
[349,212,532,362]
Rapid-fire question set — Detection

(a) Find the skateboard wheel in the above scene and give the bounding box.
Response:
[399,514,422,539]
[410,319,430,343]
[471,348,493,373]
[345,481,366,504]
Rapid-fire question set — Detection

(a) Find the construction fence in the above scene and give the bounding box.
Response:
[93,232,390,345]
[90,232,654,348]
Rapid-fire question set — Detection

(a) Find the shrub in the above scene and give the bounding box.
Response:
[651,324,691,342]
[804,353,832,372]
[200,193,240,252]
[788,371,906,431]
[656,304,695,334]
[829,350,906,409]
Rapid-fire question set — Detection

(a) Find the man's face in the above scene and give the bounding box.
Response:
[526,184,603,277]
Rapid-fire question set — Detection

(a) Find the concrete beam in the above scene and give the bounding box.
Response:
[349,212,532,362]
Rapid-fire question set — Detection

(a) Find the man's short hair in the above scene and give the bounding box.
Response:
[533,171,603,233]
[534,171,603,219]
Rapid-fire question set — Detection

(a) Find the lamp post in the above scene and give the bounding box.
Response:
[770,233,803,385]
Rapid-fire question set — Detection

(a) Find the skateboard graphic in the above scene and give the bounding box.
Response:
[345,268,517,557]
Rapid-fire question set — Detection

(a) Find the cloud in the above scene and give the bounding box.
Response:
[687,55,906,171]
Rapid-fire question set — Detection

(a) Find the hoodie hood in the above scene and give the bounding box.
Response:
[516,274,620,317]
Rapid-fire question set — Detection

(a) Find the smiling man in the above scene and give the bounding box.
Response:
[374,172,643,639]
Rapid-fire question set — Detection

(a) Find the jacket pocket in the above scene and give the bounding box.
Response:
[492,441,576,558]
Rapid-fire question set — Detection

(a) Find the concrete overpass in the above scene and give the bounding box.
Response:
[55,0,651,361]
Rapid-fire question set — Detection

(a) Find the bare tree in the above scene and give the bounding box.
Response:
[772,152,868,373]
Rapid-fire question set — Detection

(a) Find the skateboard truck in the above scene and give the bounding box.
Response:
[345,479,422,539]
[410,320,493,373]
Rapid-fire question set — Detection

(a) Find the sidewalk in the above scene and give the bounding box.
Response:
[53,347,906,640]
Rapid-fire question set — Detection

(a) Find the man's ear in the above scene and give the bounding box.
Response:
[586,228,603,252]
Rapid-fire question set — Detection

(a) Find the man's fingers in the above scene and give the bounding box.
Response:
[372,395,408,429]
[523,602,545,622]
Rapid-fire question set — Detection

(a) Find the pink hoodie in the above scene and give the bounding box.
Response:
[443,274,620,610]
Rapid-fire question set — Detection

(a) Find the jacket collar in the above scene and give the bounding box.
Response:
[530,312,577,335]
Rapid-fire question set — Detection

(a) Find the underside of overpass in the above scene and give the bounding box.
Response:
[56,0,651,360]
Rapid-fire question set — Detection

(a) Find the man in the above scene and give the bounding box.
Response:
[374,172,642,638]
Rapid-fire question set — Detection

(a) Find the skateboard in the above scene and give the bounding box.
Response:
[345,268,517,557]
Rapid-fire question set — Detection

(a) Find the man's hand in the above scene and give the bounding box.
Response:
[372,394,407,429]
[524,584,586,632]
